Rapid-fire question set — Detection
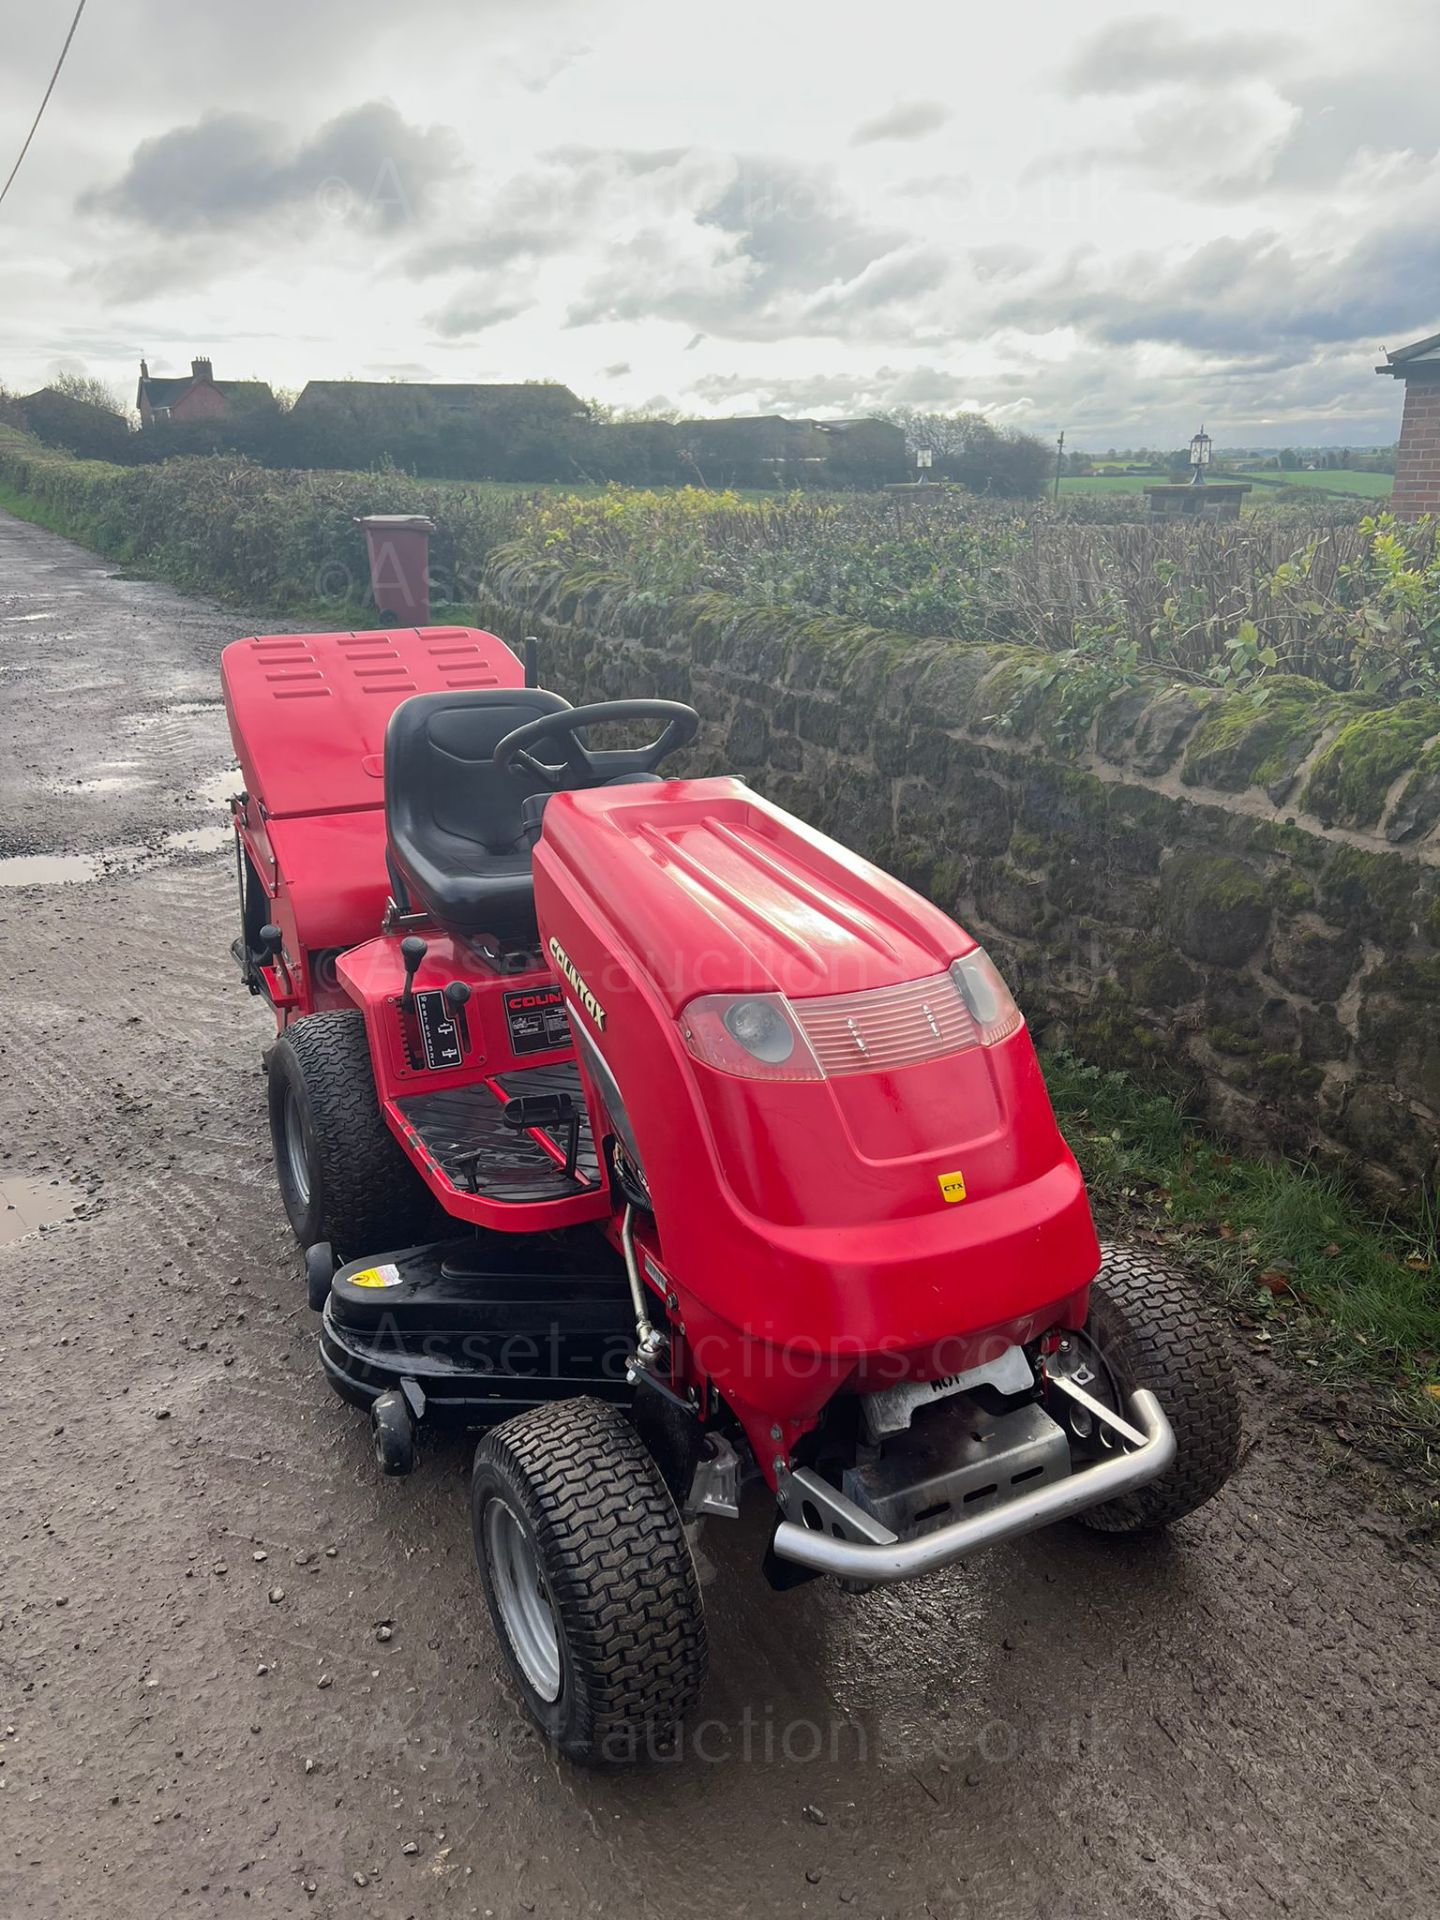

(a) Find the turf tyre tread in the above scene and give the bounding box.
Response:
[472,1396,707,1764]
[268,1009,429,1255]
[1076,1242,1241,1535]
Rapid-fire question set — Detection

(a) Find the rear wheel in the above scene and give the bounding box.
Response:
[471,1397,707,1765]
[1053,1243,1241,1534]
[267,1010,430,1257]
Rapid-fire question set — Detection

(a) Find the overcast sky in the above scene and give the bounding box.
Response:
[2,0,1438,445]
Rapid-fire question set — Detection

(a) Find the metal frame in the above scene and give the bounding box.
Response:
[771,1390,1175,1585]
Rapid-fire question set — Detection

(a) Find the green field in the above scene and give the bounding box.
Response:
[1238,468,1393,499]
[1058,473,1157,493]
[1060,469,1393,508]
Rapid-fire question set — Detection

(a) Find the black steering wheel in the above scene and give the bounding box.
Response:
[493,699,700,791]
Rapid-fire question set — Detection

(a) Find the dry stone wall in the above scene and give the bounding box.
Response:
[477,581,1440,1198]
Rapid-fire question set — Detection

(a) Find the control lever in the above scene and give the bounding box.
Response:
[444,979,472,1053]
[400,935,428,1014]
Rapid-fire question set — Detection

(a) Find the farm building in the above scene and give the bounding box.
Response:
[291,381,586,427]
[1377,330,1440,517]
[11,387,131,458]
[678,414,905,488]
[136,358,275,427]
[287,380,589,479]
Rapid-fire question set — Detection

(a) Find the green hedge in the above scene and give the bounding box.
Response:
[0,426,526,613]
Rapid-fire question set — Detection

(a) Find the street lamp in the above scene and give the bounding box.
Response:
[1189,426,1212,486]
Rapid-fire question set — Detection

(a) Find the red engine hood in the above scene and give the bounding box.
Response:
[541,778,972,1010]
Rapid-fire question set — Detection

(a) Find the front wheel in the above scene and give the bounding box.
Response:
[471,1398,707,1765]
[1049,1244,1241,1534]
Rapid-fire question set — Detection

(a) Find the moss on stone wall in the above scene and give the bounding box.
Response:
[1182,677,1340,800]
[1319,844,1419,941]
[1302,702,1440,829]
[1160,851,1272,967]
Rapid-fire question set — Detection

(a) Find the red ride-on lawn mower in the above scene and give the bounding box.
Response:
[222,623,1239,1763]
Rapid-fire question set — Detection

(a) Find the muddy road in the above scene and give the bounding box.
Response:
[0,507,1434,1920]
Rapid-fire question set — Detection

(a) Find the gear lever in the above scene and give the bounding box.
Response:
[400,935,428,1013]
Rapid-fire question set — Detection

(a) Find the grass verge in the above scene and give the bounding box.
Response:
[1046,1052,1440,1493]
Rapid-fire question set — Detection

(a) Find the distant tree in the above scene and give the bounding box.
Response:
[51,371,128,418]
[881,408,1051,497]
[1277,447,1300,471]
[585,400,681,426]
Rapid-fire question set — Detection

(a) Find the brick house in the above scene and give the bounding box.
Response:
[136,357,275,427]
[1376,331,1440,516]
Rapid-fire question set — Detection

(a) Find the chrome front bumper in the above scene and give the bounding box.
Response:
[771,1389,1176,1586]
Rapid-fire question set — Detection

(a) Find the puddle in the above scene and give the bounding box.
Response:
[0,821,234,888]
[0,852,106,887]
[162,823,232,856]
[194,767,241,809]
[62,772,145,796]
[1,759,239,887]
[0,1175,84,1247]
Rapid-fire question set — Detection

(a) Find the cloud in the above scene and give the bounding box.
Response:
[1055,16,1440,197]
[1059,16,1297,96]
[405,227,568,277]
[538,148,925,341]
[80,101,466,234]
[894,172,972,199]
[1028,81,1299,200]
[970,243,1042,283]
[425,287,532,337]
[801,246,949,324]
[685,364,980,415]
[1267,66,1440,189]
[491,40,592,92]
[850,99,951,146]
[85,238,236,305]
[697,156,903,294]
[987,184,1440,357]
[400,145,698,282]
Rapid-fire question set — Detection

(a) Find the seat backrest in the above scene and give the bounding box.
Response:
[385,688,572,860]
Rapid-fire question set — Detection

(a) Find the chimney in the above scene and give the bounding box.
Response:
[139,358,149,381]
[191,356,214,383]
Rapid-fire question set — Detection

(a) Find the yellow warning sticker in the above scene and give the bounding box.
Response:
[937,1170,968,1204]
[349,1263,402,1289]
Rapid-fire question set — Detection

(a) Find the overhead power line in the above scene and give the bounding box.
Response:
[0,0,89,213]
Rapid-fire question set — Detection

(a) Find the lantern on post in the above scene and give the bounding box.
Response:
[1188,426,1212,485]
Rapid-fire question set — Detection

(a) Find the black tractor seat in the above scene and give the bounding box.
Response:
[384,688,572,946]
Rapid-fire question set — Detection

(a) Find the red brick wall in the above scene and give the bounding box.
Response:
[1392,373,1440,518]
[172,384,229,422]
